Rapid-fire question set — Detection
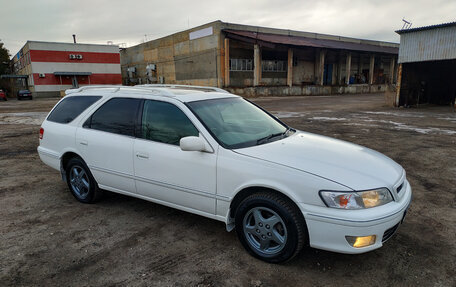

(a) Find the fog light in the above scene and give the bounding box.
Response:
[346,235,376,248]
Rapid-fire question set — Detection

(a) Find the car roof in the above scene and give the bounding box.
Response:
[65,85,239,103]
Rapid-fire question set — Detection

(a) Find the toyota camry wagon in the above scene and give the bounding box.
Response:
[38,85,412,263]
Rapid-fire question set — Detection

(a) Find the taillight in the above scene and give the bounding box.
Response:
[39,128,44,140]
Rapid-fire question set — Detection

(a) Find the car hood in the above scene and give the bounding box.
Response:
[234,131,404,191]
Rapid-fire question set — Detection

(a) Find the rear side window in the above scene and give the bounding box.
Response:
[86,98,141,137]
[47,96,101,123]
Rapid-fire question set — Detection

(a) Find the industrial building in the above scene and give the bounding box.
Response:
[395,22,456,106]
[121,21,399,96]
[10,41,121,97]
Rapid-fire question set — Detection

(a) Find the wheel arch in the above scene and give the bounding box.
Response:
[227,185,305,231]
[60,150,85,181]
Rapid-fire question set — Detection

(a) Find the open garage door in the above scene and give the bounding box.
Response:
[399,59,456,106]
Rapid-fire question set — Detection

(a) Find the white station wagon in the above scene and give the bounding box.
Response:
[38,85,412,263]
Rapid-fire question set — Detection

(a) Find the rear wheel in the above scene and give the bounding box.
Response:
[235,192,307,263]
[66,157,102,203]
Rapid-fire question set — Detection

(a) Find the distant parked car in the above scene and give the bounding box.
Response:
[17,90,33,100]
[0,89,7,101]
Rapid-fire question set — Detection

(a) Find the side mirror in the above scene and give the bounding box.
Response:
[180,136,208,152]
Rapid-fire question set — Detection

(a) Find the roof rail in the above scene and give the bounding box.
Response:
[65,85,175,98]
[137,84,229,93]
[65,85,122,95]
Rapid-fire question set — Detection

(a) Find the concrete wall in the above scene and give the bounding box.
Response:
[292,48,315,84]
[226,84,389,97]
[121,21,223,87]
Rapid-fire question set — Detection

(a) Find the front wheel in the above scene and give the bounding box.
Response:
[66,157,103,203]
[235,192,307,263]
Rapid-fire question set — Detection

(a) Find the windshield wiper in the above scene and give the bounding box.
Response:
[256,128,291,145]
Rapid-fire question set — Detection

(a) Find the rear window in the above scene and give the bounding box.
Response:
[47,96,101,124]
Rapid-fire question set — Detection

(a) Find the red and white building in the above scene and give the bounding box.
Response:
[13,41,121,97]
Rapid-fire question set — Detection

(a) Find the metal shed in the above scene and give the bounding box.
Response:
[395,22,456,107]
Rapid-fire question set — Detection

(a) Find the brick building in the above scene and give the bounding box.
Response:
[12,41,121,97]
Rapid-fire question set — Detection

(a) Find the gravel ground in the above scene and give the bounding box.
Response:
[0,94,455,286]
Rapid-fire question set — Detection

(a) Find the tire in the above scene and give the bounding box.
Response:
[65,157,103,203]
[235,192,307,263]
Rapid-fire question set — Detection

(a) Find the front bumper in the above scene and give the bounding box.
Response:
[300,180,412,254]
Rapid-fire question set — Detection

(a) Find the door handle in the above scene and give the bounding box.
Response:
[136,152,149,159]
[79,140,88,146]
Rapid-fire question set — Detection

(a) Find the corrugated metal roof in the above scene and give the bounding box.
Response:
[224,30,399,54]
[396,21,456,34]
[398,24,456,63]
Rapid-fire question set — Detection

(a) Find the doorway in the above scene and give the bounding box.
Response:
[71,76,79,88]
[323,64,333,85]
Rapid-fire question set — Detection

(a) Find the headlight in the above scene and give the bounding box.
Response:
[319,188,393,209]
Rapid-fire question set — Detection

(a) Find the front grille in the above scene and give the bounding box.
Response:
[396,182,404,194]
[382,223,400,242]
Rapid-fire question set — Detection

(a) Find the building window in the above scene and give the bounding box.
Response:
[262,60,287,72]
[230,59,253,71]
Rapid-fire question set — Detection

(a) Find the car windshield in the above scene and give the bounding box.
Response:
[187,97,293,149]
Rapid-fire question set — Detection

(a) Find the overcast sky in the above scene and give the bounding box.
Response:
[1,0,455,57]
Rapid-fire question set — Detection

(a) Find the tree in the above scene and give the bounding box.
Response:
[0,39,11,75]
[0,40,12,94]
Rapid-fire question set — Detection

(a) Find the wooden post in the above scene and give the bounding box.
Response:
[345,52,352,85]
[395,63,402,107]
[337,52,343,85]
[224,38,230,87]
[254,44,261,86]
[369,54,375,85]
[331,61,337,85]
[287,48,293,87]
[317,50,325,85]
[389,57,395,84]
[358,54,363,75]
[314,49,320,84]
